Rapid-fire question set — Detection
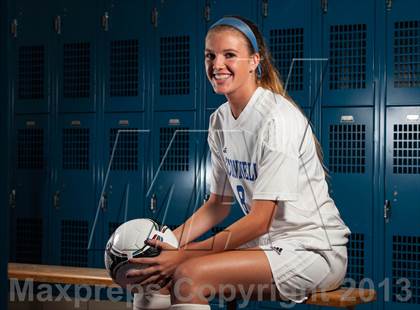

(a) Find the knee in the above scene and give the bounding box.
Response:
[172,261,205,297]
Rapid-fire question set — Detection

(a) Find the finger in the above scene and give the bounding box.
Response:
[147,238,175,251]
[145,238,163,250]
[126,265,159,278]
[129,257,159,265]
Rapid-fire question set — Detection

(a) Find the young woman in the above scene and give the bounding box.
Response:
[129,16,351,310]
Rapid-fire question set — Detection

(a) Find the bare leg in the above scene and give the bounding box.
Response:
[170,247,279,305]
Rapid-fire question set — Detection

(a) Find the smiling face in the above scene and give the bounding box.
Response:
[205,28,259,102]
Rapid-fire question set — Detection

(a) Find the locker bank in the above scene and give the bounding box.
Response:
[0,1,419,310]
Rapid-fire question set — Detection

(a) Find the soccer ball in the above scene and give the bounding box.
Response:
[104,218,179,288]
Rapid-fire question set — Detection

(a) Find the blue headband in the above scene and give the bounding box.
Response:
[209,17,262,78]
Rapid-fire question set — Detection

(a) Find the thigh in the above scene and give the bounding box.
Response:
[173,247,279,298]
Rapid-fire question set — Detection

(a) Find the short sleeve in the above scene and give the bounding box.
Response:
[207,125,234,198]
[253,118,299,201]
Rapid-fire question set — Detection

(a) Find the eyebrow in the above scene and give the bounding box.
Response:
[205,48,239,53]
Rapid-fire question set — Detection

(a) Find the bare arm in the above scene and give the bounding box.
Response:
[180,199,277,258]
[172,193,234,248]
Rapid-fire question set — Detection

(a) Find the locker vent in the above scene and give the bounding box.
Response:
[61,220,88,267]
[345,232,365,286]
[269,28,304,91]
[159,127,189,171]
[17,128,44,170]
[329,24,367,90]
[329,124,366,173]
[392,235,420,304]
[63,42,90,98]
[108,222,121,238]
[109,128,139,171]
[160,36,190,95]
[15,218,43,264]
[394,21,420,88]
[62,128,90,170]
[110,39,139,97]
[393,124,420,174]
[18,46,44,100]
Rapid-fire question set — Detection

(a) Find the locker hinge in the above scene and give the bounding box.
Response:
[151,7,158,28]
[102,11,109,31]
[150,193,157,213]
[204,4,211,22]
[10,19,18,38]
[386,0,392,11]
[54,15,62,34]
[53,190,60,209]
[321,0,328,14]
[262,0,268,18]
[9,189,16,209]
[384,200,391,222]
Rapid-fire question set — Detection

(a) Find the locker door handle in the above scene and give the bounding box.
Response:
[102,12,109,31]
[11,19,18,38]
[386,0,392,11]
[150,194,157,213]
[384,200,391,221]
[53,191,60,209]
[100,193,108,210]
[54,16,61,34]
[9,189,16,209]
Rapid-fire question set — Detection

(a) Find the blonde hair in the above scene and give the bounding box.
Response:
[207,17,329,175]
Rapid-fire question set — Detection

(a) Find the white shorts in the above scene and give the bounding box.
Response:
[240,239,347,303]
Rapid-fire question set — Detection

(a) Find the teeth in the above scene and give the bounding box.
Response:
[214,74,231,80]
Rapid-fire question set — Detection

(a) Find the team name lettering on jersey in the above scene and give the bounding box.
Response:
[224,157,258,181]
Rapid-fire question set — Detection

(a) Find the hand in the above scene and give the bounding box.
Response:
[128,238,186,287]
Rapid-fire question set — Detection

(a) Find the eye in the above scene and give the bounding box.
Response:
[225,52,236,59]
[205,52,215,60]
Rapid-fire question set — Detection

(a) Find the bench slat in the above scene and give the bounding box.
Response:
[8,263,116,287]
[306,288,376,307]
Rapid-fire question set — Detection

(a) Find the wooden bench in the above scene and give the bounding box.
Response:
[9,263,376,309]
[8,262,116,287]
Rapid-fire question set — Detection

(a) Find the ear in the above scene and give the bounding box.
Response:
[250,53,261,71]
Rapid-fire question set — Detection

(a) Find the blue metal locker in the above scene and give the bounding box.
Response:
[384,106,420,310]
[50,114,98,267]
[148,111,202,230]
[100,113,147,243]
[103,0,149,112]
[152,0,203,111]
[385,0,420,106]
[261,0,313,109]
[321,0,375,107]
[56,0,99,113]
[13,1,51,114]
[9,115,50,264]
[204,0,258,110]
[321,107,375,310]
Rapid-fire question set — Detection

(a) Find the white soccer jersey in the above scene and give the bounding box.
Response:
[208,87,350,249]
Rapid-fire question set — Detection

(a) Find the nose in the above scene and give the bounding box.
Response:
[212,54,225,71]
